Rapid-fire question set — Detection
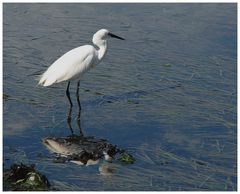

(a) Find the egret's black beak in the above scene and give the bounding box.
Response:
[109,32,125,40]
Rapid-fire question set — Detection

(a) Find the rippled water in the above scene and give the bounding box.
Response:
[3,3,237,191]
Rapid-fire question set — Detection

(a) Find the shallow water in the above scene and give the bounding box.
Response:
[3,3,237,191]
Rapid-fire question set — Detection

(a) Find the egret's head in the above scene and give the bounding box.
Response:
[94,29,110,40]
[93,29,124,45]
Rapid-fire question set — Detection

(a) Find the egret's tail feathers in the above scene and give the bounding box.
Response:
[38,75,45,86]
[38,74,56,87]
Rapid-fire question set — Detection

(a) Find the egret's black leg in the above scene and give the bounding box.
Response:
[66,82,73,134]
[76,81,81,111]
[66,81,73,107]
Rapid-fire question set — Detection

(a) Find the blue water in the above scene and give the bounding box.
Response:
[3,3,237,191]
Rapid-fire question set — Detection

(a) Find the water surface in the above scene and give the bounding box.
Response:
[3,3,237,191]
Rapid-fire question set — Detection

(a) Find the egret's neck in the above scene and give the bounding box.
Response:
[93,37,107,61]
[97,41,107,61]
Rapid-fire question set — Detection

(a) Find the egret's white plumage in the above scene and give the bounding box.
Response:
[38,29,124,111]
[38,29,124,87]
[39,45,97,86]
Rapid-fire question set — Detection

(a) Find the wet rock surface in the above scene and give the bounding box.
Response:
[43,135,135,165]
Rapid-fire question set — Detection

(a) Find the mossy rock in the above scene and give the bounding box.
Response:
[3,163,50,191]
[117,152,135,164]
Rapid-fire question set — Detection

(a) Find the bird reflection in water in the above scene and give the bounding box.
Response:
[66,98,83,136]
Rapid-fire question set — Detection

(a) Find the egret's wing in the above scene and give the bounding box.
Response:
[39,45,96,86]
[60,52,95,82]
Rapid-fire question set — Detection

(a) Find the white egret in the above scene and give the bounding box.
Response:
[38,29,124,110]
